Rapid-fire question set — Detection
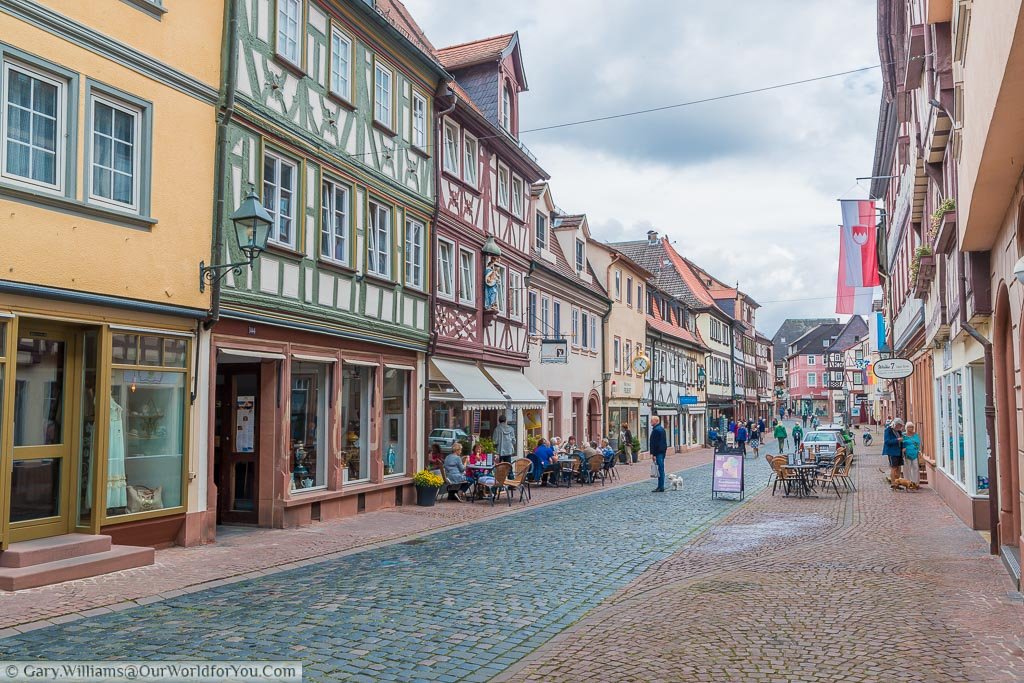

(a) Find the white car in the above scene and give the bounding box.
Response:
[800,431,843,460]
[428,428,469,454]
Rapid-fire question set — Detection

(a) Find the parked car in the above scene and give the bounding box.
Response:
[428,428,469,454]
[818,424,854,453]
[800,431,843,461]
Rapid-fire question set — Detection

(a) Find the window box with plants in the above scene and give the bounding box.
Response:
[928,198,956,252]
[911,244,935,298]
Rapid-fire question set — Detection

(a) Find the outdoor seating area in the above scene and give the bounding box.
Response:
[765,447,855,499]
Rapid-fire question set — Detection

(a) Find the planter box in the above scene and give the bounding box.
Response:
[934,211,957,252]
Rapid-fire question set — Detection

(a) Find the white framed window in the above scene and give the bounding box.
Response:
[552,300,561,339]
[511,175,524,217]
[458,248,475,304]
[89,94,141,211]
[330,26,352,101]
[2,60,66,193]
[436,238,455,300]
[276,0,302,65]
[508,271,522,319]
[541,296,551,336]
[495,264,507,314]
[589,314,597,352]
[442,120,459,175]
[626,277,633,306]
[411,91,427,149]
[501,84,512,132]
[320,178,349,264]
[613,337,621,372]
[625,341,633,376]
[807,355,816,366]
[263,151,298,249]
[638,284,643,309]
[807,372,817,387]
[366,199,391,279]
[614,271,621,300]
[575,239,585,272]
[404,217,424,290]
[571,307,579,348]
[463,132,479,186]
[497,163,510,209]
[535,211,547,250]
[581,311,589,348]
[373,61,393,127]
[528,291,538,335]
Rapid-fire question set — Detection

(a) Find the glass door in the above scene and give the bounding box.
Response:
[9,326,75,542]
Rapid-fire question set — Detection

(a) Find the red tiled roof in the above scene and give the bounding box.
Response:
[661,239,717,307]
[375,0,437,56]
[647,315,708,349]
[437,33,514,70]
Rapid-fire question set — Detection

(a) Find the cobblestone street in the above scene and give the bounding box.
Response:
[3,440,1023,682]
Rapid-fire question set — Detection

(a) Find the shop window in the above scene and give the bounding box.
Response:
[342,363,375,482]
[290,361,329,491]
[382,368,409,476]
[107,333,187,517]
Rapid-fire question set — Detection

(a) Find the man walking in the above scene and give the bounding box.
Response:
[736,422,748,456]
[621,422,634,465]
[649,415,667,493]
[774,420,788,453]
[494,414,515,463]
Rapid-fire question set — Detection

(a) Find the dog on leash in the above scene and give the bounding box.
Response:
[667,474,684,491]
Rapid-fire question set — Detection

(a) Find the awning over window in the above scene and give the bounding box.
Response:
[429,359,508,410]
[483,366,546,409]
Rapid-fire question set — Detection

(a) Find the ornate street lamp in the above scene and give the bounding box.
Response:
[200,190,273,292]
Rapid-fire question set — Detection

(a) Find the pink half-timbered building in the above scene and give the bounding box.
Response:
[428,33,549,451]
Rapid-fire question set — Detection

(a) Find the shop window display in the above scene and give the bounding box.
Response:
[342,364,374,481]
[290,361,329,490]
[107,334,186,516]
[382,368,409,476]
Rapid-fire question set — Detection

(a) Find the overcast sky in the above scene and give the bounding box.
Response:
[405,0,881,336]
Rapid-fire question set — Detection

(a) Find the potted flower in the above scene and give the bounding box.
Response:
[412,469,443,507]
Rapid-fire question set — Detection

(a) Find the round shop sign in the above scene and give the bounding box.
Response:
[873,358,914,380]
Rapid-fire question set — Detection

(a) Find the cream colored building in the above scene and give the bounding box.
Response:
[588,241,651,452]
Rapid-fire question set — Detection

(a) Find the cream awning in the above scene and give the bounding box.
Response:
[218,348,286,360]
[430,359,508,410]
[483,366,546,409]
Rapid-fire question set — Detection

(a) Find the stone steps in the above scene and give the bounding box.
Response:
[0,534,154,591]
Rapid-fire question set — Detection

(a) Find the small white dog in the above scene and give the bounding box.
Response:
[667,474,684,491]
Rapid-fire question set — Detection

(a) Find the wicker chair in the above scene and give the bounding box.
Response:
[816,456,844,497]
[506,458,532,503]
[556,457,580,488]
[603,453,619,482]
[586,453,607,486]
[768,456,799,496]
[438,467,467,502]
[477,462,513,506]
[837,449,856,491]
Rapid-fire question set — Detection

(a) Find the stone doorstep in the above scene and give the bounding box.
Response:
[0,545,154,592]
[0,533,112,568]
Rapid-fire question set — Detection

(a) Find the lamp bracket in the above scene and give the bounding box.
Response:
[200,259,253,293]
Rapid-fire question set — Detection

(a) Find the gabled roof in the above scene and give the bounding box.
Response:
[610,238,717,310]
[647,312,708,350]
[771,318,839,363]
[829,316,869,352]
[376,0,437,54]
[787,323,845,359]
[437,33,514,70]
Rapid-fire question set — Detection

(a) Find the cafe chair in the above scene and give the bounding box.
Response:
[557,458,581,488]
[503,459,532,504]
[586,453,607,486]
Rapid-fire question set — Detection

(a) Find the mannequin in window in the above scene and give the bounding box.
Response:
[108,393,127,509]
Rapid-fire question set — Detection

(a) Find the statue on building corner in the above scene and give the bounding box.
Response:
[483,256,501,311]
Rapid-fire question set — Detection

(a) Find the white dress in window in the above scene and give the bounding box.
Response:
[107,397,127,508]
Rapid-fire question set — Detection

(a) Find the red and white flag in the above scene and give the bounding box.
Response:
[840,200,879,287]
[836,240,873,314]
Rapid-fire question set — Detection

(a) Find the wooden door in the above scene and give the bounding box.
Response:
[215,365,260,525]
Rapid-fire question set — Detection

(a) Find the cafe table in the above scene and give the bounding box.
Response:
[785,462,819,498]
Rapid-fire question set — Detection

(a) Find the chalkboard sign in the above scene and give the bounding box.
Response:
[712,450,745,500]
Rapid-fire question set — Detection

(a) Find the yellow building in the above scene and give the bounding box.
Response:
[0,0,223,578]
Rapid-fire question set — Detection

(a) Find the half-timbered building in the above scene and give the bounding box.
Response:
[204,0,448,536]
[427,32,548,453]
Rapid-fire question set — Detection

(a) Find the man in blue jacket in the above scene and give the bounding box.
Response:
[883,418,905,487]
[649,415,668,493]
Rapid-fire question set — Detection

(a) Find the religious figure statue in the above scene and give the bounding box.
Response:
[483,256,500,311]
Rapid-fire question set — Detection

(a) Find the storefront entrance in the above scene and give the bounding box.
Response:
[5,320,102,545]
[214,363,262,525]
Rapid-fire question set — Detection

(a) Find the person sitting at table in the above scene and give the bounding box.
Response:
[443,444,471,501]
[468,442,488,467]
[550,436,563,455]
[600,438,615,461]
[532,438,556,486]
[564,436,578,454]
[428,443,444,471]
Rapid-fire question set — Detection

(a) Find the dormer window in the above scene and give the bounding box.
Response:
[575,239,585,272]
[501,83,512,133]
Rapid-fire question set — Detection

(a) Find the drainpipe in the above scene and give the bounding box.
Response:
[205,0,240,329]
[958,251,998,555]
[424,85,457,445]
[602,254,621,433]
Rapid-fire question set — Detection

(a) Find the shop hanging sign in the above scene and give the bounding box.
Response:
[712,451,745,500]
[872,358,914,380]
[540,339,568,364]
